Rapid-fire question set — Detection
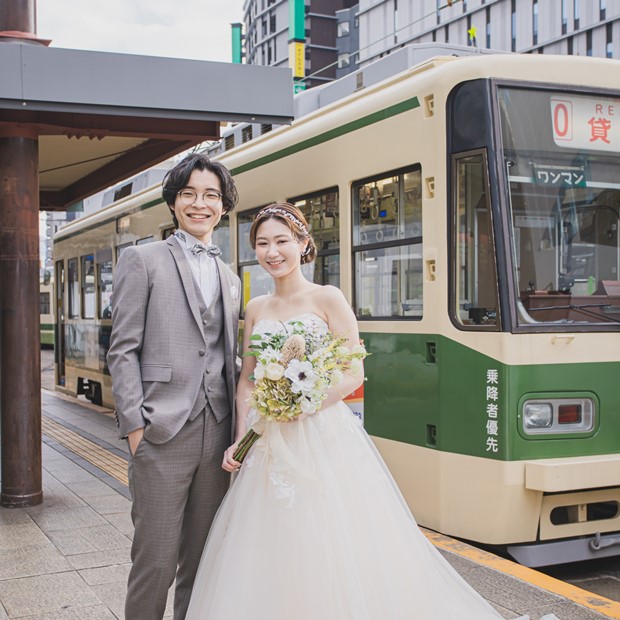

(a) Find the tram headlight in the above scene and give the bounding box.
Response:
[523,402,553,428]
[521,397,595,435]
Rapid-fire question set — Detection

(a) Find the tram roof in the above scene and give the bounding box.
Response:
[0,42,294,211]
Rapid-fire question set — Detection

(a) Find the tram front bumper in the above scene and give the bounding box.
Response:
[525,453,620,492]
[524,454,620,543]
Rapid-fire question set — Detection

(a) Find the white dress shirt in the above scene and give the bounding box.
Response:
[174,230,218,308]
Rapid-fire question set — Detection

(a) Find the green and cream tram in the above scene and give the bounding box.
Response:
[54,51,620,565]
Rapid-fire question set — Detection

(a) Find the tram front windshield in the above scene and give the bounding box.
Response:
[499,86,620,328]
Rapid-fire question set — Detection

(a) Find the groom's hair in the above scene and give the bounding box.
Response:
[162,153,239,228]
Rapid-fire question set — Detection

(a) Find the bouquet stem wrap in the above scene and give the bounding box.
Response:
[232,428,261,463]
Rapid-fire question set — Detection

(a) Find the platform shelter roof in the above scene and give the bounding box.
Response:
[0,42,294,210]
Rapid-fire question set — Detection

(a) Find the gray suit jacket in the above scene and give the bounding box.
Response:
[107,235,240,444]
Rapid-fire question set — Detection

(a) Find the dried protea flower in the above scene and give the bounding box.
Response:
[280,334,306,364]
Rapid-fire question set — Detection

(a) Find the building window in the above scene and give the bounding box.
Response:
[511,0,516,51]
[574,0,580,30]
[436,0,441,25]
[533,0,538,46]
[337,21,350,37]
[353,167,423,319]
[445,24,449,43]
[567,35,573,54]
[262,18,267,37]
[486,7,491,48]
[242,125,253,143]
[561,0,567,35]
[270,13,276,34]
[601,0,606,20]
[607,23,613,58]
[338,53,350,68]
[587,28,593,56]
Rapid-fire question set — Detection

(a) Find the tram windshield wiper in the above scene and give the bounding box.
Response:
[526,303,620,324]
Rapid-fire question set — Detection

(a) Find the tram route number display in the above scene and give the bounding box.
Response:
[550,95,620,153]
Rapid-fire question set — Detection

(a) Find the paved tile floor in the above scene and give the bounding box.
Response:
[0,351,613,619]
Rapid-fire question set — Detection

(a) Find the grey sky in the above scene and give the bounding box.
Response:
[37,0,245,63]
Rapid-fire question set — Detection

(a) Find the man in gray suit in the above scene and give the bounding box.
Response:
[107,153,241,619]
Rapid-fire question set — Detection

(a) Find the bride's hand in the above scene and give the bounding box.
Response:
[222,442,241,472]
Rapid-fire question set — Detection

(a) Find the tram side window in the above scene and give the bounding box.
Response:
[40,292,51,315]
[237,208,274,310]
[68,258,80,319]
[352,167,423,319]
[96,248,114,320]
[211,216,231,265]
[452,153,499,328]
[116,243,133,260]
[290,188,340,286]
[81,255,96,319]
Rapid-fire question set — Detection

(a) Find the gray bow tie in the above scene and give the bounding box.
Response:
[191,243,221,258]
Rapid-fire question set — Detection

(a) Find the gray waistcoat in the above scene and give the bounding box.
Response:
[189,271,230,423]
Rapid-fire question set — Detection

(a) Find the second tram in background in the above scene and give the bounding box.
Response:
[54,47,620,567]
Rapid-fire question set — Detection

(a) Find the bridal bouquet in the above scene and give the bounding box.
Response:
[233,320,368,463]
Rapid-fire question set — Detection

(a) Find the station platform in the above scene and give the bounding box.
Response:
[1,386,620,619]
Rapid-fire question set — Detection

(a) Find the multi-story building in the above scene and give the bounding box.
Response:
[356,0,620,67]
[242,0,358,88]
[335,4,360,78]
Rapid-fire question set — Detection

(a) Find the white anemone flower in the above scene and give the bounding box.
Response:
[284,359,318,393]
[300,397,318,415]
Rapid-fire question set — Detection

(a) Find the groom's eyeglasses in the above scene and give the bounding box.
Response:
[177,189,222,207]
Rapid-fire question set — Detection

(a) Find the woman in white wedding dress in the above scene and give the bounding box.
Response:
[186,203,528,620]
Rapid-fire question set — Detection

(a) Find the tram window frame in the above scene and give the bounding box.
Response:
[211,215,231,265]
[116,242,133,260]
[40,291,51,315]
[96,247,113,320]
[68,258,80,319]
[81,254,96,320]
[449,150,501,331]
[352,166,424,320]
[288,187,340,287]
[237,206,273,311]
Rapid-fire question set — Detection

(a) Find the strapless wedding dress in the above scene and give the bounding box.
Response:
[186,314,538,619]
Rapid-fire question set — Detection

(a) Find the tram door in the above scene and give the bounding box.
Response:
[54,260,66,386]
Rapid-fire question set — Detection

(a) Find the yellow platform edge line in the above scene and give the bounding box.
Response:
[42,418,128,486]
[423,529,620,620]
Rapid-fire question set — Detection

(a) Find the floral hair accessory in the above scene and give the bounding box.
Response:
[256,207,309,236]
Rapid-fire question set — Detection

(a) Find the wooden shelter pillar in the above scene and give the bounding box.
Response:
[0,0,43,508]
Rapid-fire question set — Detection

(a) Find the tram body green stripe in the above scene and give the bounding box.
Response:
[230,96,420,176]
[361,332,619,461]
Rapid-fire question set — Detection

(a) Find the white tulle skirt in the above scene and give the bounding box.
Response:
[186,402,506,619]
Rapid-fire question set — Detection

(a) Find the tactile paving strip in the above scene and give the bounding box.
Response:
[42,416,128,486]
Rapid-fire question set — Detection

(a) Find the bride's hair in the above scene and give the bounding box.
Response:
[250,203,317,264]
